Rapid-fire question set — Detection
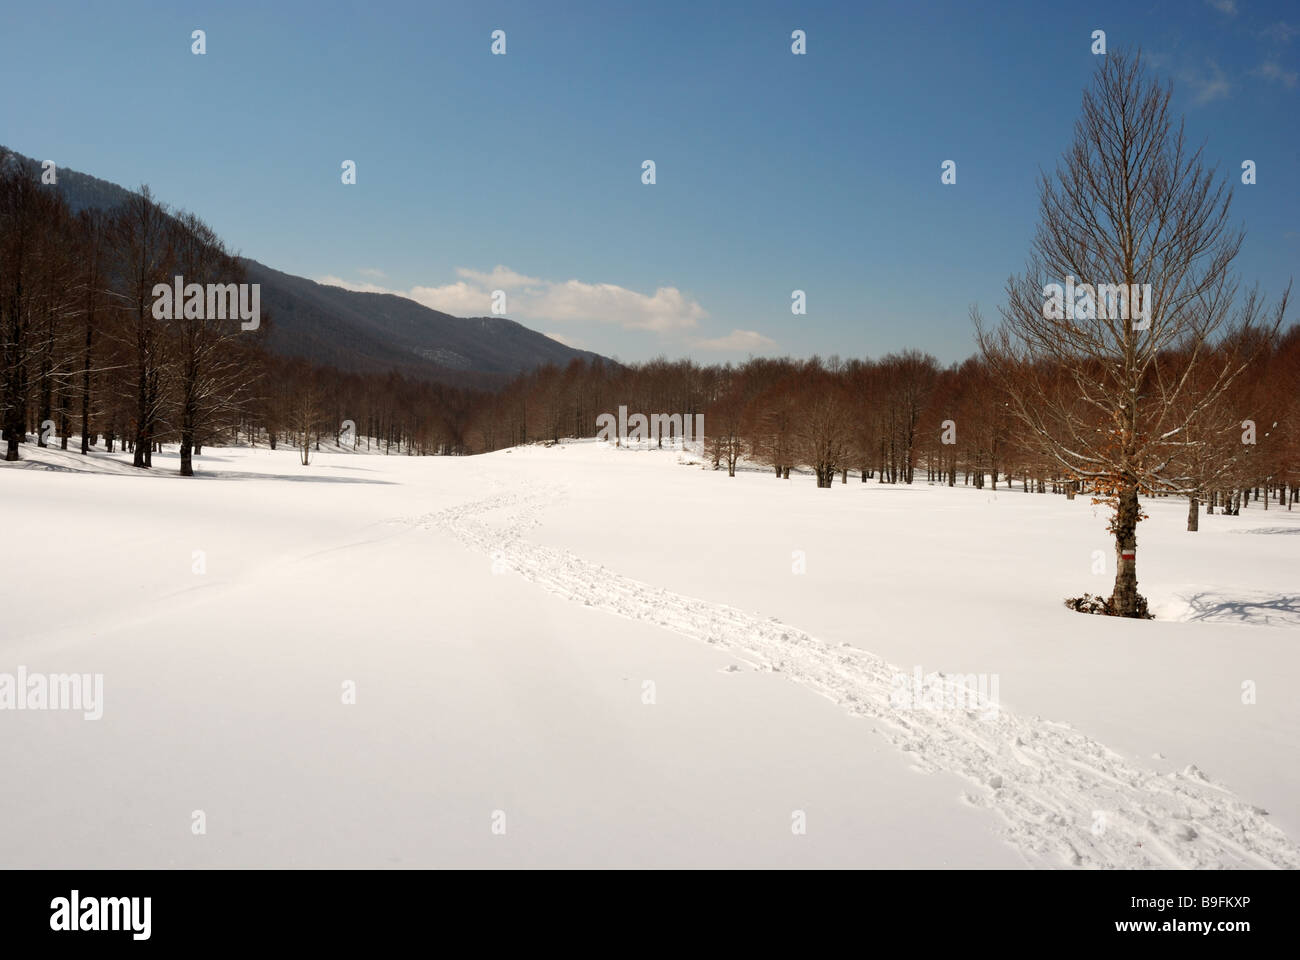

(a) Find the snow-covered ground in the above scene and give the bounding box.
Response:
[1,439,1297,868]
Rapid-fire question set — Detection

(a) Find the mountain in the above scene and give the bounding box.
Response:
[242,258,606,383]
[1,146,611,385]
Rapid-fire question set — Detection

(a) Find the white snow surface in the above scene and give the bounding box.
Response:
[1,438,1297,869]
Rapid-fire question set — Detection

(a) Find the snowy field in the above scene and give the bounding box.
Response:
[1,439,1297,869]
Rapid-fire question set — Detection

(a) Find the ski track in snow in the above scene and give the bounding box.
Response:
[399,483,1300,870]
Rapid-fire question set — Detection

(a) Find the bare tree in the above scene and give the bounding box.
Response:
[292,370,323,466]
[879,351,938,484]
[749,378,798,479]
[704,378,746,477]
[977,51,1289,616]
[167,212,259,476]
[75,210,111,455]
[1,154,59,460]
[795,363,852,488]
[109,186,175,469]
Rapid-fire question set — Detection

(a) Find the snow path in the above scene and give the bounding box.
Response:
[406,484,1300,870]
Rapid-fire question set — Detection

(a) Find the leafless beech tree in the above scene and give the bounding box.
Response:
[75,210,111,455]
[795,364,852,488]
[749,378,798,479]
[1,155,52,460]
[977,51,1289,617]
[705,378,746,476]
[167,212,260,476]
[109,186,175,469]
[292,372,324,466]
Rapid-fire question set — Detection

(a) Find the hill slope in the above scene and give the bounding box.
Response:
[241,258,605,382]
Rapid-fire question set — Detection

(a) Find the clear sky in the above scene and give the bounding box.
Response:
[1,0,1295,365]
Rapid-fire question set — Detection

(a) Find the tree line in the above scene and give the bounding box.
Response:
[463,341,1298,519]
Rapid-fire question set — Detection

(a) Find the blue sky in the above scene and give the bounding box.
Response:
[1,0,1296,364]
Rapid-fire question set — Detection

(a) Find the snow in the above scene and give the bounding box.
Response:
[1,438,1297,868]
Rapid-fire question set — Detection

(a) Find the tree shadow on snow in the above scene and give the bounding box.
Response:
[1180,591,1300,628]
[190,471,395,485]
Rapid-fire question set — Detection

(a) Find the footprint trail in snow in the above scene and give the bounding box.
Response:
[402,484,1300,870]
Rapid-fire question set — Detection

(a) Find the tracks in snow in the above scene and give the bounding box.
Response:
[406,484,1300,869]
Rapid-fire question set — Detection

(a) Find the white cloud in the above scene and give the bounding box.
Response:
[1187,61,1232,104]
[693,329,778,352]
[315,275,391,294]
[1206,0,1237,15]
[407,282,495,316]
[358,267,387,279]
[529,280,707,332]
[1259,22,1298,44]
[455,265,543,289]
[316,265,708,332]
[316,274,492,314]
[543,331,585,349]
[1256,60,1299,88]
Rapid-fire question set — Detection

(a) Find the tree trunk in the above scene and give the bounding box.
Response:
[79,297,94,454]
[1111,484,1141,616]
[1187,496,1199,532]
[36,334,51,447]
[180,396,196,477]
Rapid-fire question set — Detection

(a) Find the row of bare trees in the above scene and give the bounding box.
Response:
[1,153,261,472]
[462,343,1297,511]
[1,153,486,471]
[248,357,480,462]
